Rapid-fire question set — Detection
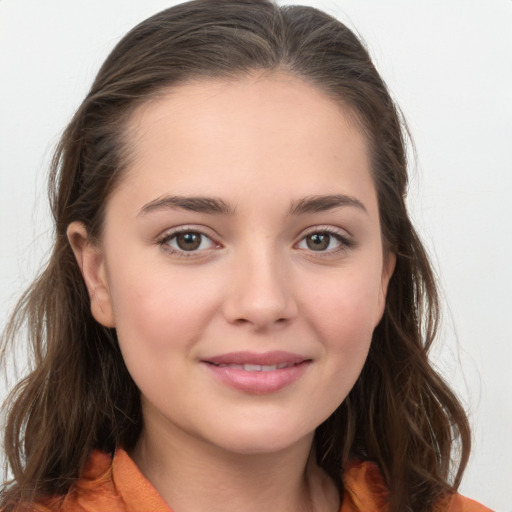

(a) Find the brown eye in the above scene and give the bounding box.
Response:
[163,230,216,253]
[297,230,349,253]
[176,232,202,251]
[305,233,331,251]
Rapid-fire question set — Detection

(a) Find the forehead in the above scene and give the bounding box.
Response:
[127,72,365,151]
[115,72,376,216]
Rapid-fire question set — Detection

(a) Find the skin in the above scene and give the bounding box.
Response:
[68,72,395,512]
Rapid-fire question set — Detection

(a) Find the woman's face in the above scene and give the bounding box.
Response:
[71,73,394,455]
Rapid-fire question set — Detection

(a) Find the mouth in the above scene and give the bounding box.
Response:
[206,362,302,372]
[203,350,310,366]
[201,351,311,394]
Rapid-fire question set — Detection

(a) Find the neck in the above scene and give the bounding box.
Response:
[131,417,339,512]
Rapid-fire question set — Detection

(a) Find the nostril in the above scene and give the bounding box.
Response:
[233,318,251,325]
[230,316,290,329]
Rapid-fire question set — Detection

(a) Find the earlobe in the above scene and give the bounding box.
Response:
[383,251,397,291]
[66,222,115,328]
[376,251,397,323]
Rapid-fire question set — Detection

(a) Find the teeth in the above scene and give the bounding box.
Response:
[244,364,264,372]
[243,364,285,371]
[214,363,295,371]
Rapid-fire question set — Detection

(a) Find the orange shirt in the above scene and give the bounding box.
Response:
[31,449,490,512]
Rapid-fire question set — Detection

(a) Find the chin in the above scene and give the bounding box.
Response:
[203,422,315,457]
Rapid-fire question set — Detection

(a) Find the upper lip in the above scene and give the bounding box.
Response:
[202,351,310,366]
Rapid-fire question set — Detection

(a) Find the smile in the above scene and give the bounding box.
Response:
[209,362,298,371]
[202,351,311,394]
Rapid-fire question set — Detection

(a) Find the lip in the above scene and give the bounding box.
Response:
[201,351,311,394]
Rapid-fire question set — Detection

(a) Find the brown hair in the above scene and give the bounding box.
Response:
[1,1,470,510]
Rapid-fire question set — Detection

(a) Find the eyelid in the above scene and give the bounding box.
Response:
[155,224,354,258]
[299,224,351,237]
[157,225,222,257]
[295,225,355,252]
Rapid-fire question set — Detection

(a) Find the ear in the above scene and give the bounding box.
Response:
[375,250,397,324]
[67,222,115,328]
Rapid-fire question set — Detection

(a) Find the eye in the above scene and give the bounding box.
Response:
[296,229,351,253]
[159,229,217,254]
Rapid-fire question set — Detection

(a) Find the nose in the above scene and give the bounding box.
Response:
[222,248,298,330]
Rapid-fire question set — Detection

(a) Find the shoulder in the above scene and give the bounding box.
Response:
[341,460,389,511]
[341,460,492,512]
[13,451,125,512]
[61,449,170,512]
[9,449,170,512]
[0,451,116,512]
[437,493,494,512]
[62,450,124,511]
[51,450,125,512]
[16,449,171,512]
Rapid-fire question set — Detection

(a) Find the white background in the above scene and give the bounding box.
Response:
[0,1,511,510]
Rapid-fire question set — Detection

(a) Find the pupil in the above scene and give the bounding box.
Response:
[307,233,329,251]
[177,232,201,251]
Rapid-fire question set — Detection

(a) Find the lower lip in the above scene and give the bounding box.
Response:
[203,362,310,394]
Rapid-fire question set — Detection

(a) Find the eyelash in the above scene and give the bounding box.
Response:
[296,227,354,255]
[156,226,354,258]
[157,227,220,258]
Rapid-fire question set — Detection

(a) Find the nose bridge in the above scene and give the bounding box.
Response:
[223,238,297,328]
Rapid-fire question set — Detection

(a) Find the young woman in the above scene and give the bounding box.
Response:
[0,1,492,511]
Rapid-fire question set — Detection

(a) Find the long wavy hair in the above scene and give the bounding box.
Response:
[1,1,470,510]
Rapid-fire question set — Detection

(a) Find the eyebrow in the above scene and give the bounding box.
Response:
[289,194,367,215]
[138,195,235,216]
[138,193,367,217]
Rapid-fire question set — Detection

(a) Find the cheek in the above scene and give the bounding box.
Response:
[107,261,223,357]
[294,270,383,422]
[306,268,383,353]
